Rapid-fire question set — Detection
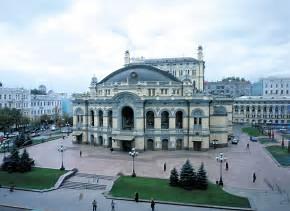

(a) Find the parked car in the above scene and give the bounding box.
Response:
[231,138,239,144]
[50,125,56,131]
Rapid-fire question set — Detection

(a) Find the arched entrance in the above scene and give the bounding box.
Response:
[108,137,112,148]
[98,136,103,146]
[147,139,154,150]
[122,106,134,130]
[176,139,182,150]
[162,139,169,150]
[90,134,94,145]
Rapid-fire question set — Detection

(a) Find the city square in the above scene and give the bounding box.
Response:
[1,1,290,211]
[1,125,289,210]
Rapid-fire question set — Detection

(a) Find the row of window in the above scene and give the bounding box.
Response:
[234,105,288,113]
[31,101,61,107]
[235,119,289,124]
[0,94,27,100]
[265,83,289,88]
[244,114,289,119]
[0,102,29,108]
[31,109,58,115]
[265,90,289,95]
[77,110,203,130]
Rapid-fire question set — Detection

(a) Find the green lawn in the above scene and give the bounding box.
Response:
[0,167,67,189]
[242,127,263,137]
[258,137,277,144]
[266,145,290,166]
[110,176,251,208]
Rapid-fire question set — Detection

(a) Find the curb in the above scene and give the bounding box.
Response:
[0,168,78,192]
[0,203,32,210]
[103,193,255,211]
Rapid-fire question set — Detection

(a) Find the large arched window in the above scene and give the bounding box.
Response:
[146,111,154,129]
[122,106,134,130]
[161,111,169,129]
[98,110,103,127]
[192,109,204,130]
[75,108,84,124]
[90,110,94,126]
[175,111,183,129]
[108,110,113,128]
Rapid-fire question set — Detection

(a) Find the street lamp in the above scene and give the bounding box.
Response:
[58,144,65,170]
[129,148,138,177]
[216,152,227,186]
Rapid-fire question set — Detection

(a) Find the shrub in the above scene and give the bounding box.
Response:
[196,163,208,190]
[1,147,34,173]
[179,160,196,190]
[169,167,179,186]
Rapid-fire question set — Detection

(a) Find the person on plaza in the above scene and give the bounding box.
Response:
[135,192,139,202]
[151,199,155,211]
[92,199,97,211]
[163,162,166,172]
[111,199,115,210]
[225,162,229,171]
[246,142,250,150]
[80,150,82,157]
[253,172,256,183]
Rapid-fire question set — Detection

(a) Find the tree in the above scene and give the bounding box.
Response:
[179,159,196,190]
[196,163,208,190]
[20,149,34,172]
[169,167,179,186]
[1,147,34,173]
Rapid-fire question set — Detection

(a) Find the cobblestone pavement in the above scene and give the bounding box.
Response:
[0,125,289,211]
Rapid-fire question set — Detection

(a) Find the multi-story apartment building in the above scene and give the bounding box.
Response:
[205,77,251,97]
[233,96,290,125]
[262,77,290,96]
[30,92,62,120]
[0,83,31,116]
[124,46,205,91]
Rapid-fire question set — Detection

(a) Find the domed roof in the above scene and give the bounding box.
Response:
[98,64,181,84]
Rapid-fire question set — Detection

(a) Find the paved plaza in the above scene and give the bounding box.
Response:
[0,126,290,211]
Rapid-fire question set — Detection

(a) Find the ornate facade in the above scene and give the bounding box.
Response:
[72,62,233,151]
[233,96,290,124]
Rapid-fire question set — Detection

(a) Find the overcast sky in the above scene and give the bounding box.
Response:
[0,0,289,93]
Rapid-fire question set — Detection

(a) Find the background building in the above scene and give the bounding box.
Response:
[251,80,263,96]
[73,63,233,152]
[233,96,290,125]
[125,46,205,91]
[262,77,290,96]
[30,86,62,120]
[205,77,251,97]
[0,83,31,116]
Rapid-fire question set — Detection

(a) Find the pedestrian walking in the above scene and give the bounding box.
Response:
[97,177,99,183]
[164,162,166,172]
[92,199,97,211]
[225,162,229,171]
[80,150,82,157]
[246,143,249,149]
[111,200,115,210]
[151,199,155,211]
[135,192,139,202]
[253,172,256,183]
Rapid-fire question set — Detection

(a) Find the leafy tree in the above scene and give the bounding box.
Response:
[196,163,208,190]
[179,159,196,190]
[169,167,179,186]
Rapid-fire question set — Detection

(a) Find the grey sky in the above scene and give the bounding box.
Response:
[0,0,289,93]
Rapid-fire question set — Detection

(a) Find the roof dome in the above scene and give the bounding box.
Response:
[99,64,181,84]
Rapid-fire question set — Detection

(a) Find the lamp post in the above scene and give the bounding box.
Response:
[216,152,227,186]
[129,148,138,177]
[58,144,65,170]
